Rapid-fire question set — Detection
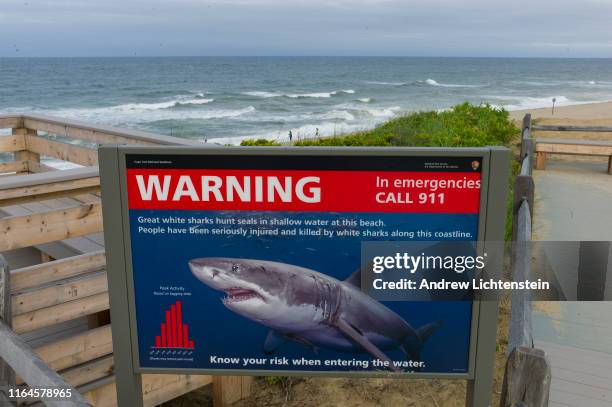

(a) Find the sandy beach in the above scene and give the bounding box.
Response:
[510,100,612,126]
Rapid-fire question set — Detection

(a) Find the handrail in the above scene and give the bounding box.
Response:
[509,113,535,353]
[500,114,551,407]
[0,112,205,147]
[508,199,533,352]
[532,124,612,132]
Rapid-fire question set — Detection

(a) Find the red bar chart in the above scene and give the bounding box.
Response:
[154,300,195,349]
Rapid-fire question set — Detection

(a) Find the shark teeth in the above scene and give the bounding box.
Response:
[223,287,262,304]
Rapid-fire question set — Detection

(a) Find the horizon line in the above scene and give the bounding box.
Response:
[1,55,612,60]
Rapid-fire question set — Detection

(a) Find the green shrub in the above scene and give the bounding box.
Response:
[264,376,288,385]
[240,138,282,146]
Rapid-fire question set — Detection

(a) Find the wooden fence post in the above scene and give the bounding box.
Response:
[520,114,532,153]
[500,347,551,407]
[511,176,534,243]
[0,254,15,391]
[213,376,254,407]
[12,128,40,173]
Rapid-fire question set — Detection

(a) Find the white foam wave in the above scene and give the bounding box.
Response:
[243,89,355,99]
[206,105,404,145]
[364,81,406,86]
[363,106,401,118]
[357,98,372,103]
[114,101,177,110]
[108,97,214,111]
[177,98,215,106]
[317,110,356,121]
[493,95,576,111]
[287,92,334,98]
[243,91,282,98]
[424,78,483,88]
[46,105,255,125]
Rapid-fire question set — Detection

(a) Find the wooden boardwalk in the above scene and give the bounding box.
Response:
[532,158,612,406]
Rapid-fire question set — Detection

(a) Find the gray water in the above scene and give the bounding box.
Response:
[2,57,612,144]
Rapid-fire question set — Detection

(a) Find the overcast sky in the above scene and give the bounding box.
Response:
[1,0,612,57]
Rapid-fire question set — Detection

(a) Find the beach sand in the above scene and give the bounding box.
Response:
[510,101,612,122]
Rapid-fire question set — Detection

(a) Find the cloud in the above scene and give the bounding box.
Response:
[1,0,612,56]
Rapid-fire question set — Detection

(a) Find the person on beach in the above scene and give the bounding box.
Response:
[288,130,293,142]
[315,128,319,137]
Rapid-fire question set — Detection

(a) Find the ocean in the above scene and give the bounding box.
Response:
[2,57,612,144]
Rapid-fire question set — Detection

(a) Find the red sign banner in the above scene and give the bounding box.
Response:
[126,169,481,214]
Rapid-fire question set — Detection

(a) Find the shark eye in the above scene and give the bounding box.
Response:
[232,264,239,273]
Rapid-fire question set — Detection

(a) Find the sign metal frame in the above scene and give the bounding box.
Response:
[99,146,509,407]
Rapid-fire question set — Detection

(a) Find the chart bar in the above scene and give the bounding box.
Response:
[153,301,195,349]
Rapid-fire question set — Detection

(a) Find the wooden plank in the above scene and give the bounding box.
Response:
[536,142,612,156]
[500,347,551,407]
[0,202,103,251]
[0,176,99,206]
[0,321,90,406]
[25,134,98,166]
[213,376,254,407]
[11,250,105,292]
[536,138,612,147]
[0,254,15,388]
[13,128,41,171]
[34,325,112,372]
[12,292,109,334]
[549,388,612,407]
[0,160,28,174]
[0,166,98,190]
[12,271,107,315]
[143,374,212,407]
[533,124,612,133]
[82,374,212,407]
[0,134,25,152]
[536,151,547,170]
[0,114,23,129]
[28,160,58,173]
[60,355,114,388]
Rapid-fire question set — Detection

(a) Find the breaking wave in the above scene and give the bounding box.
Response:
[243,89,355,99]
[423,78,484,88]
[45,105,255,125]
[106,97,214,112]
[484,95,598,111]
[364,81,406,86]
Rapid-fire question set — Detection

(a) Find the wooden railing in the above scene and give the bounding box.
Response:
[0,113,249,406]
[530,122,612,174]
[499,114,551,407]
[0,254,91,406]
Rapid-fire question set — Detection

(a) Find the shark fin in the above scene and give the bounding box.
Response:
[401,320,443,370]
[334,318,400,372]
[263,330,286,354]
[344,268,361,288]
[416,320,442,343]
